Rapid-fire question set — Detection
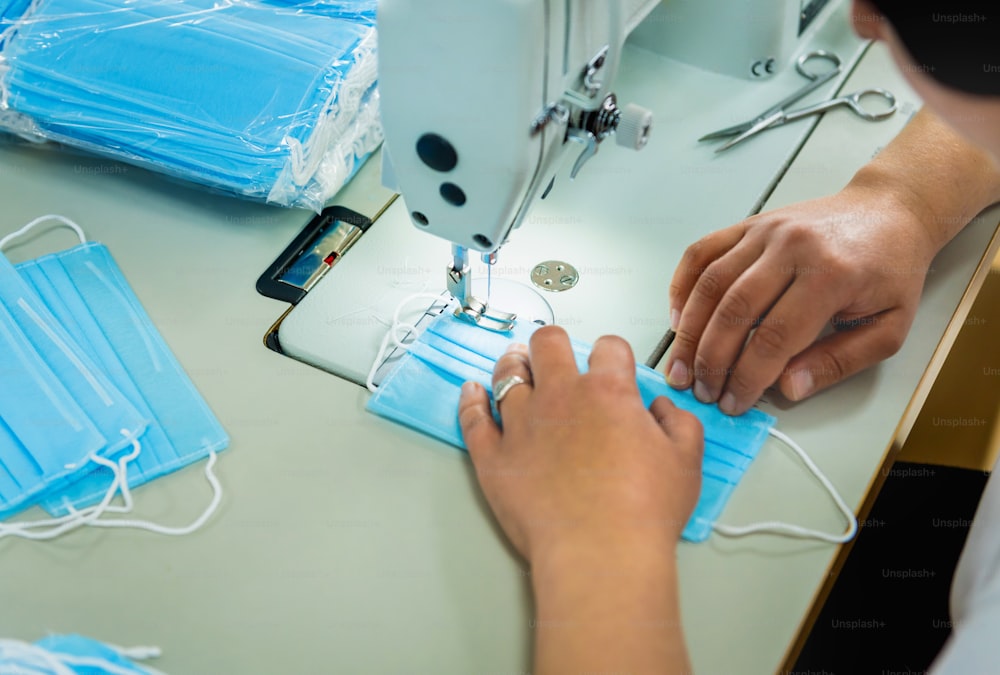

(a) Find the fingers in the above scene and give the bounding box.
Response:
[589,334,637,375]
[459,381,501,460]
[776,309,911,402]
[715,278,838,415]
[666,235,769,391]
[678,253,795,403]
[649,397,705,466]
[528,326,578,389]
[492,343,534,418]
[668,223,747,330]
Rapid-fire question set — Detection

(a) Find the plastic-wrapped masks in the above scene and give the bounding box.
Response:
[368,310,857,544]
[0,0,381,211]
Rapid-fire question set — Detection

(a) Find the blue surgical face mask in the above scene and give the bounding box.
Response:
[0,247,147,520]
[14,240,229,518]
[0,0,379,210]
[0,215,226,540]
[368,309,856,544]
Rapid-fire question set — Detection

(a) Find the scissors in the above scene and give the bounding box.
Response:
[700,50,897,153]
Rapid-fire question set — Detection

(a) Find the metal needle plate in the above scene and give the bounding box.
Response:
[531,260,579,292]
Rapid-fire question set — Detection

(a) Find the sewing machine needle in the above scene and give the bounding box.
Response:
[482,251,497,303]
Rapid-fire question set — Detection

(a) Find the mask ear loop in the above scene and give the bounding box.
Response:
[78,450,223,537]
[0,213,87,251]
[0,433,223,538]
[711,427,859,544]
[366,292,451,393]
[0,431,142,540]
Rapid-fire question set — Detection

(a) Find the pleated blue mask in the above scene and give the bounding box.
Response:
[368,310,856,544]
[0,247,147,520]
[14,240,229,517]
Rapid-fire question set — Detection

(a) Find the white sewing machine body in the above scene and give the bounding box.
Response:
[277,0,871,384]
[378,0,659,255]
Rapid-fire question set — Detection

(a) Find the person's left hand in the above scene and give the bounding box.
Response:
[458,326,704,566]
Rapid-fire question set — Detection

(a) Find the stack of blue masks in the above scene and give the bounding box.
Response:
[0,0,380,211]
[0,222,228,525]
[367,311,777,543]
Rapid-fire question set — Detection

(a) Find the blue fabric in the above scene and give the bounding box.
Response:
[15,242,229,517]
[0,252,147,519]
[367,312,777,542]
[0,0,379,209]
[0,634,156,673]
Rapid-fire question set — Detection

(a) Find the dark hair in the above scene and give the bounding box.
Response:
[867,1,1000,96]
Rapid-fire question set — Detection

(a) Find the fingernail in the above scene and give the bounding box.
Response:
[693,380,712,403]
[670,308,680,331]
[461,381,478,397]
[790,370,814,400]
[667,360,688,387]
[719,392,737,415]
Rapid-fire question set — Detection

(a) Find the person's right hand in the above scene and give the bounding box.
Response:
[666,180,939,416]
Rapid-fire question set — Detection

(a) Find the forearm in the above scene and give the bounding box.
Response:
[531,539,690,675]
[848,107,1000,253]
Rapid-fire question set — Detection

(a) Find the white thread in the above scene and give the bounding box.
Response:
[711,427,859,544]
[0,214,87,251]
[365,292,449,393]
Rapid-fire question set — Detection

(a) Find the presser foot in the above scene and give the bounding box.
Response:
[453,296,517,332]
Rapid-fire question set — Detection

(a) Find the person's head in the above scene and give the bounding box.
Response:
[851,1,1000,161]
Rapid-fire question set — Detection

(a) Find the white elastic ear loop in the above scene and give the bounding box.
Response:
[711,427,859,544]
[366,292,450,393]
[79,450,223,537]
[0,433,141,540]
[0,214,87,251]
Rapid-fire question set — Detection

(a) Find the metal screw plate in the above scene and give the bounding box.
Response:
[531,260,579,292]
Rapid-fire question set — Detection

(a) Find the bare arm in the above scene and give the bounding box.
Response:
[531,538,690,674]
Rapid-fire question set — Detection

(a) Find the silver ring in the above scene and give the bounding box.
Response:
[493,374,529,405]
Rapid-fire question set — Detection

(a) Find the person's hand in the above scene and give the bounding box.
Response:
[458,326,704,565]
[666,181,939,416]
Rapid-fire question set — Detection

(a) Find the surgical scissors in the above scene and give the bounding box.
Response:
[698,49,898,153]
[712,87,897,152]
[700,50,844,143]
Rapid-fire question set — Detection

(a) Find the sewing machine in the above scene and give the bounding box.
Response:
[272,0,869,385]
[378,0,658,330]
[376,0,838,332]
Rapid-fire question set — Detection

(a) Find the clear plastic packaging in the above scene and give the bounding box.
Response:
[0,0,382,211]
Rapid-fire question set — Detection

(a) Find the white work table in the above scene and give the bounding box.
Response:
[1,31,999,675]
